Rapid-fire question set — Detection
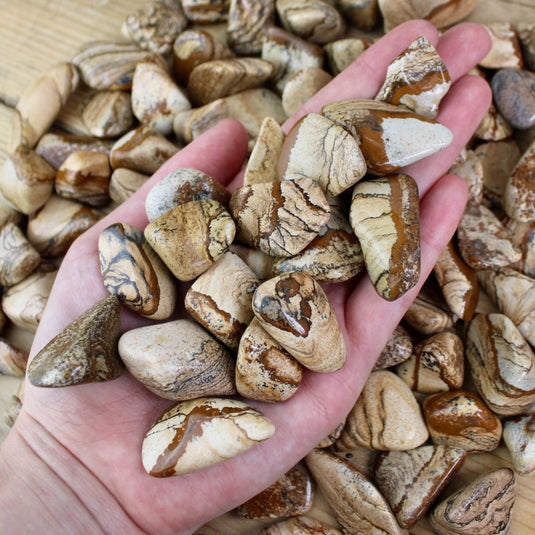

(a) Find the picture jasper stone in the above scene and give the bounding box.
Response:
[373,325,413,370]
[260,516,342,535]
[252,272,346,373]
[403,286,454,335]
[504,138,535,223]
[28,295,123,387]
[479,22,524,70]
[503,414,535,476]
[281,67,332,117]
[142,397,275,477]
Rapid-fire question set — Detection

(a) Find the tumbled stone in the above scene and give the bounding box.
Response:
[260,516,342,535]
[504,138,535,222]
[109,168,149,204]
[173,99,229,144]
[229,243,274,280]
[118,320,235,400]
[279,113,366,196]
[144,199,235,281]
[479,22,523,69]
[82,90,134,139]
[466,313,535,416]
[350,173,420,301]
[475,101,513,141]
[237,462,313,519]
[252,272,346,373]
[403,285,454,335]
[236,317,303,402]
[184,252,259,350]
[423,390,502,452]
[28,295,123,387]
[492,69,535,130]
[375,445,467,530]
[0,339,28,377]
[518,22,535,71]
[281,67,333,117]
[503,414,535,476]
[230,178,330,258]
[142,397,274,477]
[181,0,229,23]
[145,167,230,222]
[323,99,452,175]
[373,325,413,370]
[506,218,535,277]
[316,421,345,449]
[0,223,40,287]
[396,331,464,394]
[430,468,515,535]
[324,37,370,75]
[449,148,484,205]
[376,36,451,118]
[336,370,429,451]
[336,0,378,30]
[305,448,405,535]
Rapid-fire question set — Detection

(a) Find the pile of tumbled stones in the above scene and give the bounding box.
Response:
[1,0,535,533]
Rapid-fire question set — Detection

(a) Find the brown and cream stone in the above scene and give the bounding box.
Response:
[506,218,535,277]
[173,99,229,144]
[450,148,484,205]
[373,325,413,370]
[479,22,523,70]
[0,339,28,377]
[281,67,333,117]
[260,516,342,535]
[503,414,535,476]
[109,168,149,204]
[0,223,41,287]
[336,0,378,30]
[252,272,346,373]
[504,138,535,222]
[350,173,420,301]
[82,90,134,139]
[324,37,371,75]
[142,397,274,477]
[475,101,513,142]
[229,243,274,280]
[403,285,454,335]
[181,0,230,23]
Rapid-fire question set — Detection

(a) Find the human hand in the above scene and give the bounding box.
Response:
[0,19,491,535]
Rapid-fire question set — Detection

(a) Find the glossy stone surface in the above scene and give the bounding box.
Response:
[403,286,454,335]
[503,414,535,476]
[373,325,413,370]
[492,69,535,130]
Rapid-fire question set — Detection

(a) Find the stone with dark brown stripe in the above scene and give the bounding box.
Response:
[181,0,230,23]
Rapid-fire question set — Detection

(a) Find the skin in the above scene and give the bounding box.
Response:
[0,20,492,534]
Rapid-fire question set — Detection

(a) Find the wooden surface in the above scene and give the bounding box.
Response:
[0,1,534,533]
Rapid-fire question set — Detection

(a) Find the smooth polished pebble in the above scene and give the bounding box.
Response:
[281,67,333,117]
[479,22,524,69]
[144,199,235,281]
[118,319,235,400]
[237,462,313,519]
[337,0,378,30]
[504,138,535,222]
[376,35,451,118]
[142,397,274,477]
[375,445,466,530]
[336,370,429,451]
[429,468,515,535]
[350,173,420,301]
[466,313,535,416]
[181,0,230,23]
[236,317,303,402]
[503,414,535,476]
[305,448,405,535]
[373,325,413,370]
[260,515,342,534]
[423,390,502,452]
[324,37,370,75]
[109,168,149,204]
[252,272,346,373]
[403,285,454,335]
[323,99,452,175]
[229,243,274,280]
[82,89,134,138]
[475,101,513,141]
[28,295,123,387]
[506,218,535,277]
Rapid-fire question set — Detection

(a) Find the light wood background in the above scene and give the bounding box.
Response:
[0,1,534,533]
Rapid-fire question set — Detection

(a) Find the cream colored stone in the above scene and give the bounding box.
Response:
[282,67,332,117]
[0,223,40,288]
[503,414,535,476]
[0,339,28,377]
[181,0,230,23]
[109,168,149,204]
[324,37,370,75]
[479,22,523,70]
[403,286,454,335]
[82,90,134,139]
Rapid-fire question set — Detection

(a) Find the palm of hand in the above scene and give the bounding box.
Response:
[10,19,491,535]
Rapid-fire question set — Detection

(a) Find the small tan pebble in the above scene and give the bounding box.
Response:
[109,126,179,175]
[227,0,276,56]
[235,317,303,402]
[55,150,111,207]
[0,223,40,288]
[424,390,502,452]
[1,265,57,332]
[350,173,420,301]
[145,167,230,222]
[187,57,274,106]
[185,251,259,350]
[456,201,521,270]
[181,0,230,23]
[479,22,523,69]
[466,313,535,416]
[324,37,371,75]
[504,138,535,223]
[378,0,477,31]
[173,98,229,143]
[71,41,152,90]
[118,319,235,400]
[237,462,313,519]
[429,468,515,535]
[230,178,330,258]
[433,240,479,321]
[279,113,365,196]
[122,1,187,54]
[260,515,342,535]
[144,199,235,281]
[276,0,345,45]
[9,63,79,153]
[316,421,345,449]
[336,0,378,30]
[228,243,274,280]
[475,101,513,141]
[26,195,101,257]
[375,36,451,119]
[131,56,191,136]
[141,396,274,477]
[99,223,176,320]
[0,339,28,377]
[261,26,324,94]
[0,145,55,215]
[373,325,413,370]
[282,67,333,117]
[374,445,467,530]
[449,148,484,205]
[396,331,464,394]
[305,448,406,535]
[0,193,22,229]
[403,285,454,335]
[323,99,452,175]
[503,413,535,476]
[518,22,535,71]
[244,116,285,186]
[28,295,123,387]
[109,168,149,204]
[252,272,346,373]
[82,90,134,139]
[335,370,428,451]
